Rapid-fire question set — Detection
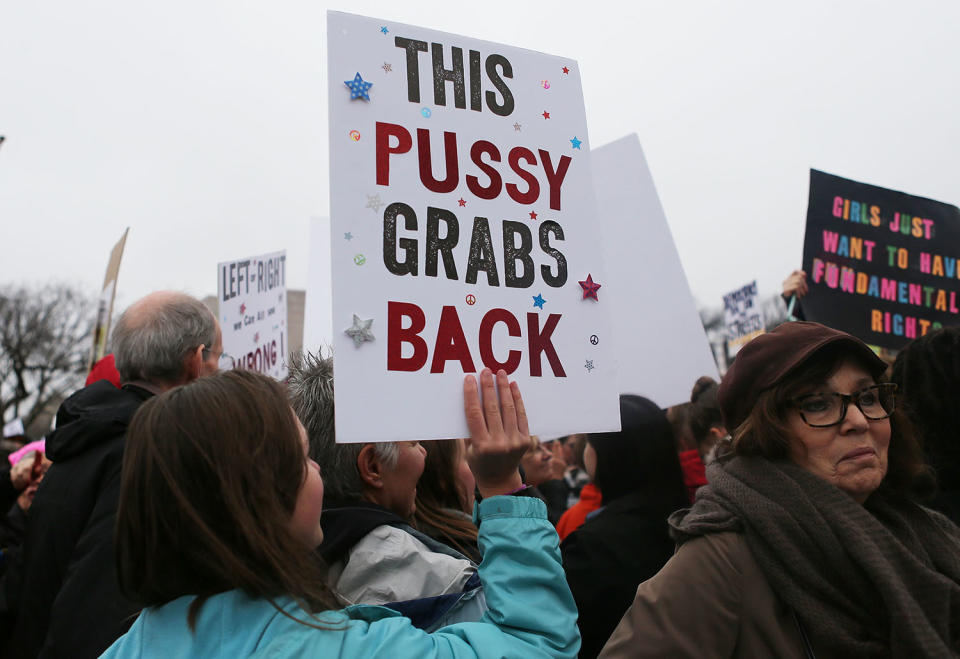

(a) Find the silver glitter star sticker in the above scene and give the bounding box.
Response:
[345,314,375,347]
[366,194,384,213]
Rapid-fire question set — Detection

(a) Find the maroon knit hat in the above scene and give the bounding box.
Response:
[718,322,887,431]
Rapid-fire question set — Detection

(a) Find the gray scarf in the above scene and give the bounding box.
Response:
[670,456,960,657]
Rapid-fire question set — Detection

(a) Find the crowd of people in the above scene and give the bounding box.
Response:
[2,285,960,657]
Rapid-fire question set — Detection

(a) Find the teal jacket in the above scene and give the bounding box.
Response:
[101,496,579,658]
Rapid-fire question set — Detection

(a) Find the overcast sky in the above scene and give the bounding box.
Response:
[3,0,958,315]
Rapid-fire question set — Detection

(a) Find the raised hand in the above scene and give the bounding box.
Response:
[782,269,809,299]
[9,450,41,491]
[463,368,530,498]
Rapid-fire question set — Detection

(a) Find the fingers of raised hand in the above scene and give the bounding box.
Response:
[481,369,505,439]
[496,369,518,438]
[510,381,530,448]
[463,374,488,445]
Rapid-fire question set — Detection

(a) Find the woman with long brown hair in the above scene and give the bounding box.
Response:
[101,368,579,658]
[413,439,481,563]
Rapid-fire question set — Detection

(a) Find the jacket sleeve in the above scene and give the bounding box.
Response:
[39,464,139,658]
[598,533,744,659]
[261,496,580,658]
[0,466,20,514]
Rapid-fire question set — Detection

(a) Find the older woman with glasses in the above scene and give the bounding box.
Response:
[600,322,960,658]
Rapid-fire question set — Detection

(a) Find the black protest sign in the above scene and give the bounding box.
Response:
[801,169,960,350]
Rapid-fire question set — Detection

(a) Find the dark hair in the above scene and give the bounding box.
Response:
[116,369,340,629]
[665,403,697,452]
[587,395,689,516]
[892,327,960,490]
[731,343,933,498]
[688,380,724,445]
[691,376,718,404]
[412,439,480,561]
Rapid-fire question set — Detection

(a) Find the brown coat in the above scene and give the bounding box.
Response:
[600,532,828,658]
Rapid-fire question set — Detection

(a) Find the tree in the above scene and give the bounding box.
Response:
[0,283,95,433]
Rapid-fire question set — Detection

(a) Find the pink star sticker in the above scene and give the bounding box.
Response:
[239,303,246,315]
[254,332,259,342]
[579,274,601,301]
[529,210,538,220]
[542,110,550,119]
[458,198,466,207]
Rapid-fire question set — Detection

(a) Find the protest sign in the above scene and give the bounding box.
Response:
[591,134,719,407]
[217,250,288,380]
[723,280,764,350]
[88,228,128,371]
[328,11,620,443]
[3,418,25,439]
[801,169,960,350]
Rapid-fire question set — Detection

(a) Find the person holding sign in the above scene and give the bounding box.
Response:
[101,369,579,658]
[601,322,960,658]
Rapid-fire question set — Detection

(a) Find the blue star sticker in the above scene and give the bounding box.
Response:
[380,26,388,34]
[344,73,373,101]
[532,294,546,309]
[570,136,582,149]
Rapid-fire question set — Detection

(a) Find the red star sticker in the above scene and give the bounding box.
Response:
[529,210,538,220]
[542,110,550,119]
[579,274,601,301]
[562,66,570,74]
[458,198,466,207]
[239,303,246,315]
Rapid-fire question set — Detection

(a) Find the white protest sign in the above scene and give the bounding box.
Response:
[217,250,289,380]
[328,11,620,443]
[3,418,25,438]
[592,134,719,408]
[723,280,764,350]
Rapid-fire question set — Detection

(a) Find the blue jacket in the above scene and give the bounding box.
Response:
[101,496,579,658]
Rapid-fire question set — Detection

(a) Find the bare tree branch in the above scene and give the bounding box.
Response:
[0,283,95,431]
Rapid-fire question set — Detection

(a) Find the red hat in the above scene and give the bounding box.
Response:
[718,322,887,431]
[86,354,122,388]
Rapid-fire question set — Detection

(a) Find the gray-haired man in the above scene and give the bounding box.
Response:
[1,291,221,659]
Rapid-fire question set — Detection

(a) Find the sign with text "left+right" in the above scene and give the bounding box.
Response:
[218,250,288,380]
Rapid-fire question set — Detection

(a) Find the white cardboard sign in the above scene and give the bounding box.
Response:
[592,134,719,407]
[723,280,764,349]
[217,250,289,380]
[328,11,620,443]
[3,418,25,439]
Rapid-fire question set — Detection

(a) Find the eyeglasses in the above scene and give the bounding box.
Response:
[790,383,897,428]
[202,347,234,370]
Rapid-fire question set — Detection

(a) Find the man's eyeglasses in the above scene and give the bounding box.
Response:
[202,347,234,370]
[790,383,897,428]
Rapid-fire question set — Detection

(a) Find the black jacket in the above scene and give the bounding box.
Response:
[318,500,409,566]
[0,467,19,517]
[560,491,678,659]
[0,381,152,659]
[0,503,27,577]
